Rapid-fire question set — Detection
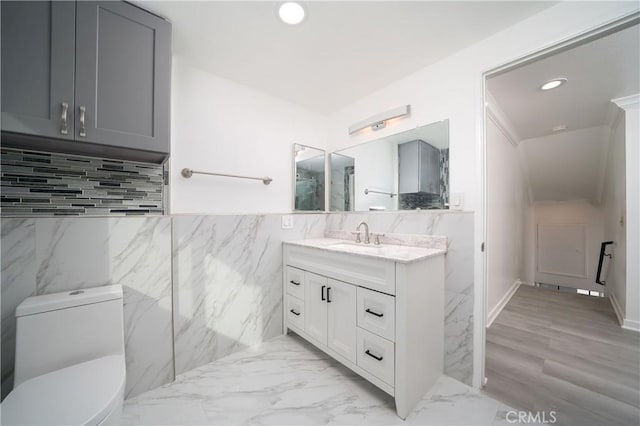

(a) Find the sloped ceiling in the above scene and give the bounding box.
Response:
[487,24,639,203]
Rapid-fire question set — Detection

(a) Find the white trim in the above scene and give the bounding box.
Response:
[609,291,625,326]
[486,280,521,328]
[608,293,640,332]
[623,319,640,332]
[612,94,640,111]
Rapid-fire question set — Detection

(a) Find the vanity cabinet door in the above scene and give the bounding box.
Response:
[327,279,357,363]
[304,272,328,344]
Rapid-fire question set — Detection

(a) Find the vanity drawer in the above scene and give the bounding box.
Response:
[357,287,395,342]
[357,327,395,386]
[286,295,304,330]
[285,266,305,299]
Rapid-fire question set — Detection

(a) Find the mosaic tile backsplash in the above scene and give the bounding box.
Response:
[1,148,165,216]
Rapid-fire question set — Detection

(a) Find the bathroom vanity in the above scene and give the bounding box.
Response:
[282,236,446,419]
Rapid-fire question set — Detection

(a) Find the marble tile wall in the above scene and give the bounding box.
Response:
[325,211,474,385]
[172,213,326,375]
[0,217,173,399]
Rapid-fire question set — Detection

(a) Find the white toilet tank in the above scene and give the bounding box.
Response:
[13,285,125,387]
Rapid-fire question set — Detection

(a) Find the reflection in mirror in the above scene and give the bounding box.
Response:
[330,120,449,211]
[330,153,355,211]
[294,143,325,211]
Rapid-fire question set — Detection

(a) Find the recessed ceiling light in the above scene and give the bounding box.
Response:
[552,125,567,132]
[279,2,305,25]
[540,78,567,91]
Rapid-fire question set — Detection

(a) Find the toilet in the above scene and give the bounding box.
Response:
[2,285,126,425]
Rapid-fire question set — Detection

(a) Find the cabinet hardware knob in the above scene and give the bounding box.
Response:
[365,349,383,361]
[290,280,300,286]
[79,106,87,137]
[60,102,69,135]
[327,287,332,303]
[290,309,300,316]
[365,308,384,317]
[321,285,326,301]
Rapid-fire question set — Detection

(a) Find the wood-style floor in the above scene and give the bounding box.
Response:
[485,285,640,426]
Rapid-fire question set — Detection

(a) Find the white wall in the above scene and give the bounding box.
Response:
[325,1,639,385]
[602,112,627,318]
[170,58,328,214]
[485,101,529,319]
[341,140,397,211]
[614,96,640,330]
[526,201,605,293]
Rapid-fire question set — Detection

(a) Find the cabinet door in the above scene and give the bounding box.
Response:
[327,279,357,363]
[75,1,171,154]
[304,272,328,344]
[420,142,440,195]
[398,141,420,194]
[1,1,75,139]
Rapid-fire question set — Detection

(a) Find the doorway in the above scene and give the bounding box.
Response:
[482,16,640,425]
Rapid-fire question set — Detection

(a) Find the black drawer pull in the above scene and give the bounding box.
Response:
[290,309,300,316]
[327,287,332,303]
[365,349,383,361]
[365,308,383,318]
[290,280,301,286]
[321,285,326,301]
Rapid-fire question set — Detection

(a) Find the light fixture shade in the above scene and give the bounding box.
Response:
[279,2,305,25]
[348,105,411,135]
[540,78,567,91]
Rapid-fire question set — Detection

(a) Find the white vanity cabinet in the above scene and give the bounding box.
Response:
[283,242,445,419]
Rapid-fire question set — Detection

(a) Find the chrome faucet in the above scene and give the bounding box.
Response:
[356,221,371,244]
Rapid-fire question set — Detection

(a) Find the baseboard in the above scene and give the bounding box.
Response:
[609,292,625,326]
[609,293,640,332]
[487,280,521,328]
[622,319,640,332]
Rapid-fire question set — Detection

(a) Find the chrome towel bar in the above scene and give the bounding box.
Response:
[364,188,397,198]
[181,168,272,185]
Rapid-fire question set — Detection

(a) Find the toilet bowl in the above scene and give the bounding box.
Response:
[1,285,126,425]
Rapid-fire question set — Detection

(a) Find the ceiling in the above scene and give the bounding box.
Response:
[487,24,640,141]
[136,1,556,114]
[487,24,640,204]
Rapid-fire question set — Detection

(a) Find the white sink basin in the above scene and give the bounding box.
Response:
[329,242,383,251]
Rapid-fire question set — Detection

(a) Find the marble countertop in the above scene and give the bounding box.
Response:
[283,237,446,264]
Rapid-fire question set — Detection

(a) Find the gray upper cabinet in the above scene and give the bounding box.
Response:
[398,140,440,195]
[1,1,171,163]
[1,1,76,140]
[75,1,171,154]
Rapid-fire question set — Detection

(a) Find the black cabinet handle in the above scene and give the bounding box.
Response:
[327,287,332,303]
[321,285,326,301]
[290,309,300,316]
[290,280,300,286]
[365,308,383,318]
[365,349,383,361]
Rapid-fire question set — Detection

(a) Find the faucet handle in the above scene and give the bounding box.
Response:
[372,233,385,245]
[351,231,361,243]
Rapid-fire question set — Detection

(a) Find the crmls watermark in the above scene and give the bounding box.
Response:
[506,410,557,424]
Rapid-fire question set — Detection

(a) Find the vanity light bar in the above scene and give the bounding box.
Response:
[348,105,411,135]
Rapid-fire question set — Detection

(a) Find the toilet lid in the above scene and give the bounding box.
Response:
[2,355,126,425]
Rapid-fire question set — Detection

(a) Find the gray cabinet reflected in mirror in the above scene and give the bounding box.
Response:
[329,120,449,211]
[294,143,325,211]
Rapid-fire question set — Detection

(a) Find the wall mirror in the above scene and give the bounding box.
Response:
[330,120,449,211]
[293,143,325,211]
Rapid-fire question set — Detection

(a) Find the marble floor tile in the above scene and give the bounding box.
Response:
[123,334,507,425]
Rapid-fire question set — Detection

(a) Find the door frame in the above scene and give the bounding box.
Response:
[477,11,640,388]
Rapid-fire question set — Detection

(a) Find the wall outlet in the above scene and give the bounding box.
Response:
[281,215,294,230]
